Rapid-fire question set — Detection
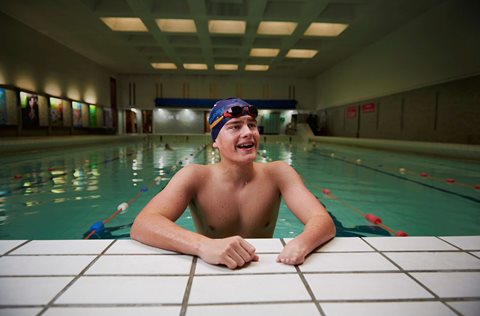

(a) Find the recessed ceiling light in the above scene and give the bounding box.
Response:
[183,63,208,70]
[101,17,147,32]
[156,19,197,33]
[286,49,318,58]
[209,20,246,34]
[245,65,269,71]
[250,48,280,57]
[214,64,238,70]
[151,63,177,70]
[257,21,297,35]
[304,23,349,37]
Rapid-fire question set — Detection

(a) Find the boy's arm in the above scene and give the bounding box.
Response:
[130,165,257,269]
[272,161,336,265]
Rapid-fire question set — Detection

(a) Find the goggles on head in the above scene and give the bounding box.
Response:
[209,105,258,129]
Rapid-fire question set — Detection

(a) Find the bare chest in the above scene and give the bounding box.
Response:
[190,180,280,237]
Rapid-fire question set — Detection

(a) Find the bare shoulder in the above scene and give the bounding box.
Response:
[170,164,212,187]
[262,160,297,176]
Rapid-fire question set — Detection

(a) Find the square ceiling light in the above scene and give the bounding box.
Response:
[156,19,197,33]
[286,49,318,58]
[214,64,238,70]
[245,65,269,71]
[151,63,177,70]
[183,63,208,70]
[101,17,147,32]
[209,20,246,34]
[250,48,280,57]
[304,23,349,37]
[257,21,297,35]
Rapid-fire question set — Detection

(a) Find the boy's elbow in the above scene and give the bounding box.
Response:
[325,215,336,239]
[129,216,143,241]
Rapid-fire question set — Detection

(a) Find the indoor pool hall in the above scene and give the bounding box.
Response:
[1,0,479,315]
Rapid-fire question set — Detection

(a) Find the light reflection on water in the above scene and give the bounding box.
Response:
[1,139,479,239]
[0,140,208,239]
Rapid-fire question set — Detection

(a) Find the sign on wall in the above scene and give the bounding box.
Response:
[346,106,357,118]
[362,103,376,113]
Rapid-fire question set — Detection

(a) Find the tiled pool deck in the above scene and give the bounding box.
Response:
[0,236,479,316]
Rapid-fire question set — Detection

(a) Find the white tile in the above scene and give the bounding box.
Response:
[0,308,42,316]
[300,252,398,272]
[363,237,456,251]
[439,236,480,250]
[106,240,176,254]
[55,276,188,304]
[187,303,319,316]
[0,277,73,305]
[314,237,374,252]
[0,240,27,255]
[384,252,480,271]
[189,274,310,304]
[471,251,480,258]
[195,253,296,274]
[245,238,284,253]
[11,240,112,255]
[411,272,480,298]
[446,301,480,316]
[0,256,96,276]
[305,273,432,300]
[321,302,455,316]
[43,306,181,316]
[86,255,192,275]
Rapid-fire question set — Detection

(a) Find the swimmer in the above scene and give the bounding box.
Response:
[165,143,174,151]
[131,98,335,269]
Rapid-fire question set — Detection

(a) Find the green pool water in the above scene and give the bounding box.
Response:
[0,137,479,240]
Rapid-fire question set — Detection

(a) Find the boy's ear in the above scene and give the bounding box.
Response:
[212,141,218,148]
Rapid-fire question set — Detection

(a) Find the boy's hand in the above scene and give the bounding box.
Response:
[277,238,307,265]
[199,236,259,269]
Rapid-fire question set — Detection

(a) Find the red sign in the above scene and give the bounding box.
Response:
[362,103,376,113]
[346,106,357,118]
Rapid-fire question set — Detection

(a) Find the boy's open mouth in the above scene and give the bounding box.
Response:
[237,142,254,149]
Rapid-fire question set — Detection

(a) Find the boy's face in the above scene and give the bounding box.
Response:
[213,115,259,163]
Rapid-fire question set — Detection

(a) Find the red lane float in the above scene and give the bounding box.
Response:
[446,178,456,183]
[395,230,408,236]
[364,213,382,225]
[420,172,428,177]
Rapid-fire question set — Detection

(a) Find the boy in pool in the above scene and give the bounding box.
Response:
[131,98,335,269]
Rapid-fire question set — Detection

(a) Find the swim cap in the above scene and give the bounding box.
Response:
[208,98,253,142]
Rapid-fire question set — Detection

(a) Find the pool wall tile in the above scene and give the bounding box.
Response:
[1,237,479,315]
[55,276,189,304]
[106,240,177,254]
[10,240,113,255]
[363,237,457,251]
[314,237,374,252]
[320,302,456,316]
[439,236,480,250]
[305,273,433,300]
[85,254,193,275]
[384,252,480,271]
[0,240,27,255]
[0,255,96,276]
[188,274,310,304]
[300,252,398,272]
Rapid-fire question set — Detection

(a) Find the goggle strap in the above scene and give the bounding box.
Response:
[209,116,224,129]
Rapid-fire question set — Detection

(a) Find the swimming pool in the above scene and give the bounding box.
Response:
[0,136,479,240]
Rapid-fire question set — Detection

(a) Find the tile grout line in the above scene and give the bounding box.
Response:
[1,240,31,257]
[179,256,197,316]
[360,237,464,315]
[281,238,325,316]
[36,239,117,316]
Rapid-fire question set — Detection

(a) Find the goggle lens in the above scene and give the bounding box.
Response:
[224,105,258,118]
